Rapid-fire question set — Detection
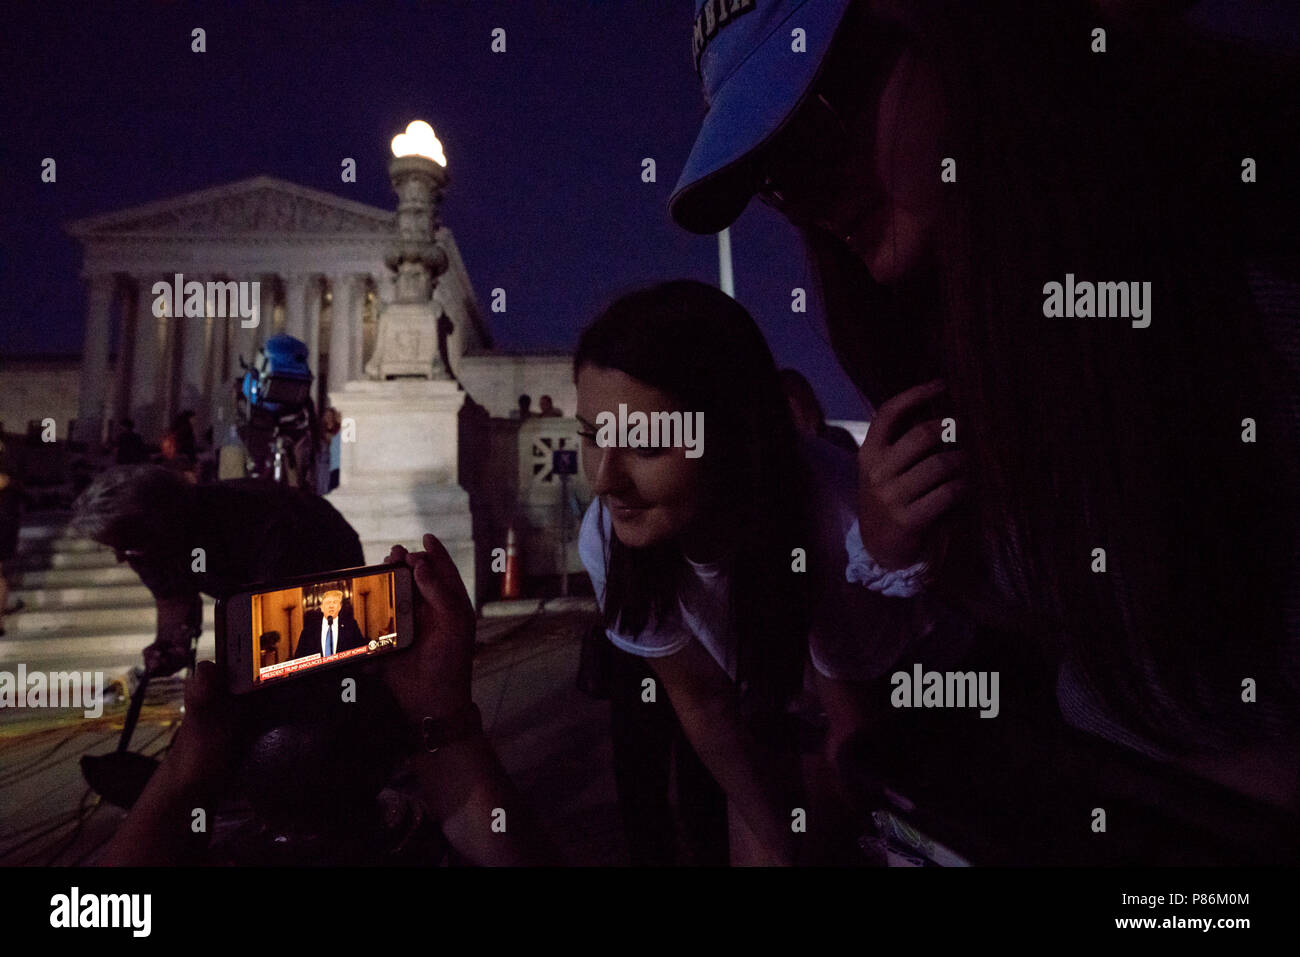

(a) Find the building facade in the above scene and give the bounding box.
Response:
[65,175,492,445]
[62,175,587,605]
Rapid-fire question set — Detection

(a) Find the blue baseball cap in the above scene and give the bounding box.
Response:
[670,0,855,235]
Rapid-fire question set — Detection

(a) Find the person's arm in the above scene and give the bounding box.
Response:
[801,665,885,863]
[123,545,203,675]
[648,639,798,866]
[98,661,233,866]
[102,534,555,866]
[813,669,874,779]
[381,535,558,865]
[404,720,555,865]
[143,593,202,676]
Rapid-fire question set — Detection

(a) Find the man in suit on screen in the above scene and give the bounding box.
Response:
[294,589,365,659]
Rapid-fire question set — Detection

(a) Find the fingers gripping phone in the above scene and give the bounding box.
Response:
[217,562,416,694]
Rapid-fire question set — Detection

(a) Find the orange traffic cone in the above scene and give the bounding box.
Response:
[502,524,522,600]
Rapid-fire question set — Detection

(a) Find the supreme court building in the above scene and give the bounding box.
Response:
[65,175,493,445]
[60,174,585,604]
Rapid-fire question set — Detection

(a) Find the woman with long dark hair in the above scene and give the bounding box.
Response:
[575,280,941,864]
[669,0,1300,853]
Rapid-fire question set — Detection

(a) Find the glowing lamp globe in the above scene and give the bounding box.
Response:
[391,120,447,167]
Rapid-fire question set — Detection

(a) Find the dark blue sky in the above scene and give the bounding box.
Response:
[2,0,869,417]
[2,0,1295,419]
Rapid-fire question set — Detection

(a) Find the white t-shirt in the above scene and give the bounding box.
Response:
[577,436,964,682]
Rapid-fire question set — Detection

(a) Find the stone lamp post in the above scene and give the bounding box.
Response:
[329,120,477,602]
[366,120,452,380]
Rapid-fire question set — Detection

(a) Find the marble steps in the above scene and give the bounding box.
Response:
[3,515,214,679]
[0,610,218,680]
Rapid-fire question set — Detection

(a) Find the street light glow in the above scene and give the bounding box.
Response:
[391,119,446,166]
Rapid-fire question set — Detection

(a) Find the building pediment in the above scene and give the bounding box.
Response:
[66,176,394,239]
[64,172,493,386]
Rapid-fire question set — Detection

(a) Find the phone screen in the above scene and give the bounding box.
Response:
[219,563,416,693]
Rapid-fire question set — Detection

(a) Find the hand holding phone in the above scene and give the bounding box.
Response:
[218,562,417,694]
[378,534,477,730]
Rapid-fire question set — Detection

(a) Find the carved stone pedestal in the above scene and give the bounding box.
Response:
[325,378,475,603]
[364,301,445,379]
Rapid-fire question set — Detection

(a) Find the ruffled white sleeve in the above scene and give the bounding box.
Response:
[844,519,930,598]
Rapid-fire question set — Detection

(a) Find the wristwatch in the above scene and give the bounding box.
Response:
[420,702,483,753]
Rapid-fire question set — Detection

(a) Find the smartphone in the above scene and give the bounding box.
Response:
[217,562,416,695]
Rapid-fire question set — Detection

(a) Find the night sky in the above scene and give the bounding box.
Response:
[3,0,1297,420]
